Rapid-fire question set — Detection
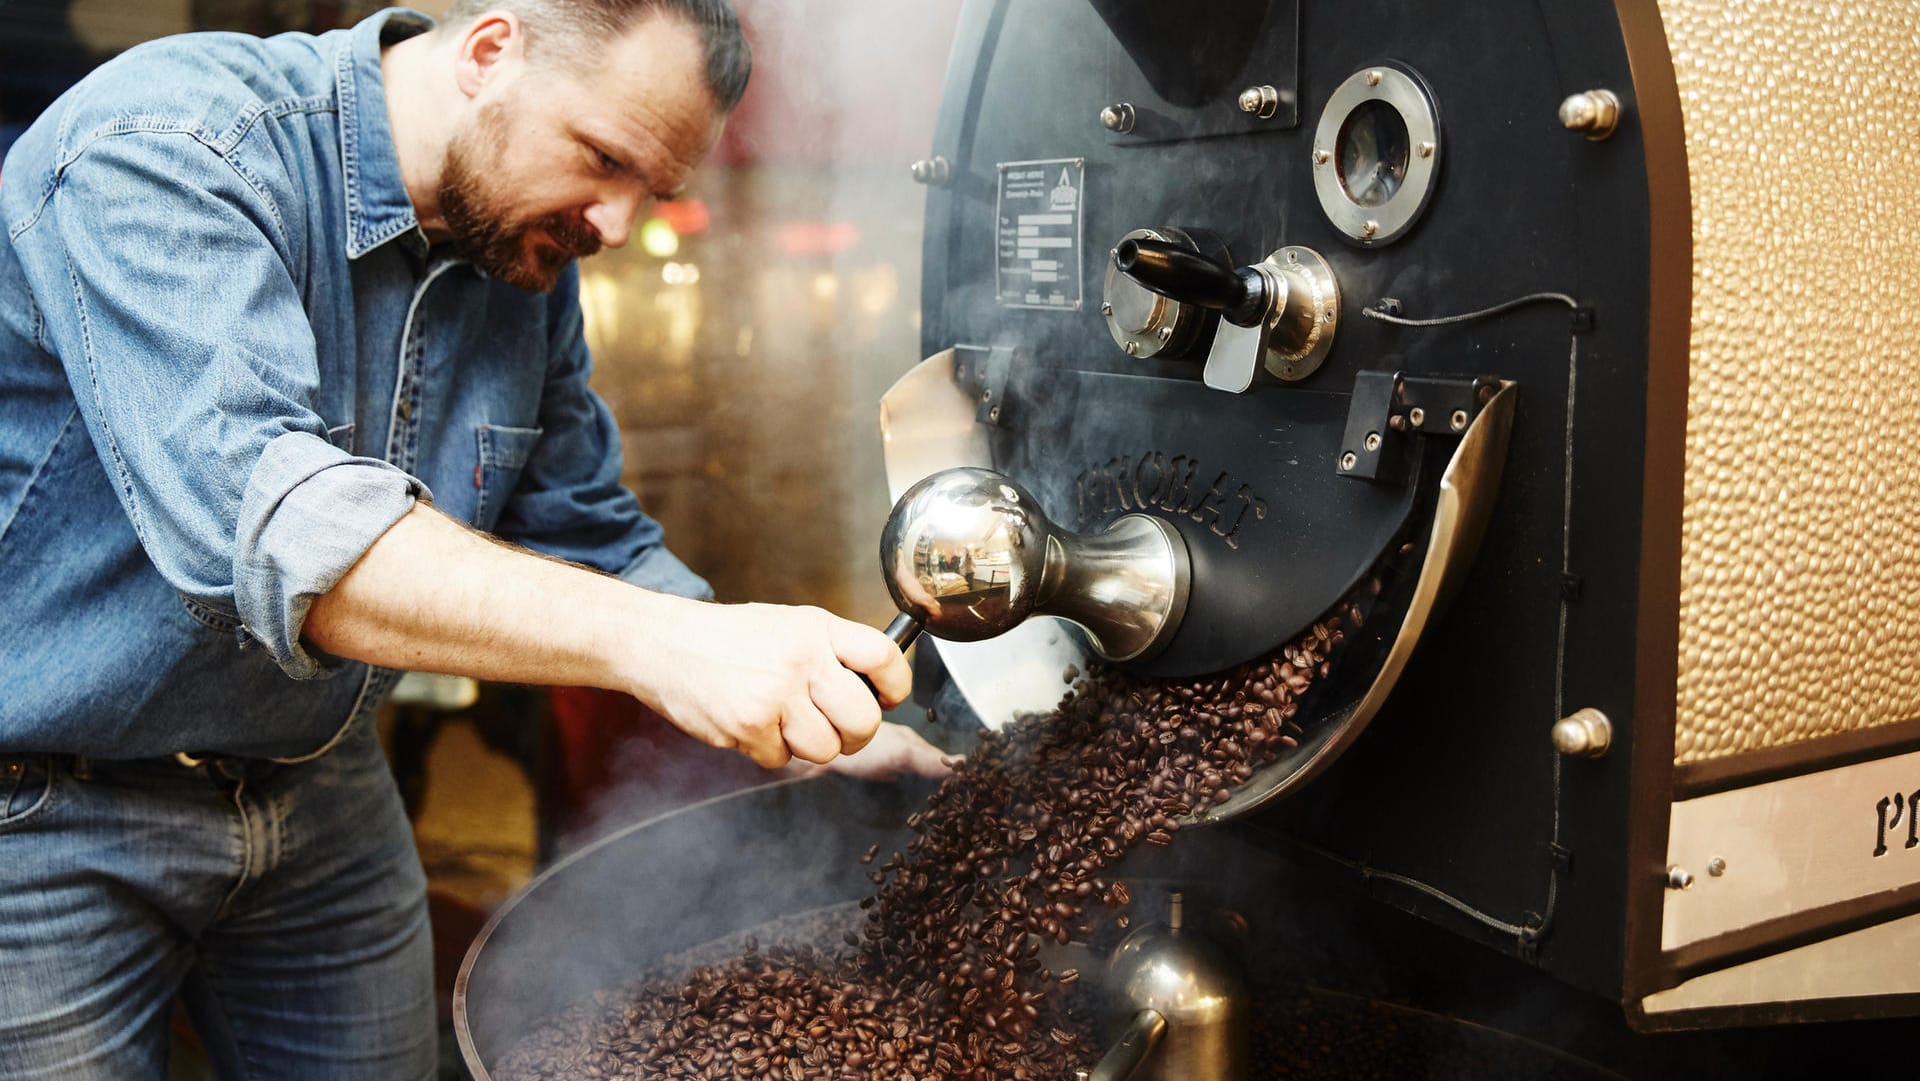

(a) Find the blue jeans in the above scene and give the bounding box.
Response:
[0,721,436,1080]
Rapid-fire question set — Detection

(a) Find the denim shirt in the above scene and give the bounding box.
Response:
[0,9,711,759]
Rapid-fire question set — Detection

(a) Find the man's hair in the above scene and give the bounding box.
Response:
[440,0,751,111]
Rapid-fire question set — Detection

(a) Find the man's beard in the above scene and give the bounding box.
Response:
[438,106,601,292]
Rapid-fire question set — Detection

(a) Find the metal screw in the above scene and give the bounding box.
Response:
[1124,340,1140,356]
[1101,302,1114,316]
[988,405,1001,422]
[1417,141,1436,159]
[1157,326,1173,342]
[1552,708,1613,758]
[1363,432,1381,452]
[1666,866,1695,891]
[1100,102,1136,134]
[1339,451,1358,471]
[908,156,951,185]
[1707,857,1727,877]
[1285,249,1299,264]
[981,388,992,401]
[1450,409,1469,432]
[1312,148,1331,166]
[1408,407,1426,427]
[1360,220,1380,238]
[1366,70,1383,87]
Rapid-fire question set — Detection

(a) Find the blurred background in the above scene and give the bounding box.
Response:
[2,1,964,1074]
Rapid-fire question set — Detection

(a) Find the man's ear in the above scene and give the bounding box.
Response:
[452,11,526,100]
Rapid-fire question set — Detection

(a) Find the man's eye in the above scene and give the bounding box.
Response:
[591,147,619,172]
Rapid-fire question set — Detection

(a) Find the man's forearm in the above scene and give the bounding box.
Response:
[304,503,666,694]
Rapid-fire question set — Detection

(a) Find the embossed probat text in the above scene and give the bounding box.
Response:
[1073,452,1267,549]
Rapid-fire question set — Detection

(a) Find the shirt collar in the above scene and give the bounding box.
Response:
[337,8,434,259]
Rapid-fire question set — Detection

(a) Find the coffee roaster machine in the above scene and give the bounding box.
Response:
[885,0,1920,1049]
[457,1,1920,1076]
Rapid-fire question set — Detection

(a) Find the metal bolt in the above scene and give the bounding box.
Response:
[1707,857,1727,877]
[1450,409,1469,432]
[1365,70,1383,87]
[1237,84,1279,119]
[1408,406,1426,428]
[988,405,1001,422]
[1363,432,1382,452]
[1551,708,1613,758]
[1666,866,1694,891]
[1312,148,1332,166]
[908,156,951,185]
[981,388,992,401]
[1124,340,1140,356]
[1100,302,1114,316]
[1360,220,1380,238]
[1339,451,1358,471]
[1417,141,1436,159]
[1559,89,1622,140]
[1100,102,1136,134]
[1285,249,1299,264]
[1156,326,1173,342]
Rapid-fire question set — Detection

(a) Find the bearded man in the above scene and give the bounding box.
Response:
[0,3,932,1077]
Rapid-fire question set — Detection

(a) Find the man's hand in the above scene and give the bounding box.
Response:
[634,598,914,770]
[778,721,953,782]
[305,505,915,772]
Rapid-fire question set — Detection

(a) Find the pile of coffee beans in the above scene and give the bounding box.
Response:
[499,593,1371,1080]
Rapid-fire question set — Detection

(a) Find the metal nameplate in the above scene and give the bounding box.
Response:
[994,158,1085,311]
[1663,747,1920,950]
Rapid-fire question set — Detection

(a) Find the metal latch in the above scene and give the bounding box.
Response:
[1338,371,1504,481]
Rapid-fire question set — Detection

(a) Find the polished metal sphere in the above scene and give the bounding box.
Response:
[879,467,1054,642]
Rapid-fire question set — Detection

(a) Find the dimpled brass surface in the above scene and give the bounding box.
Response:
[1662,2,1920,764]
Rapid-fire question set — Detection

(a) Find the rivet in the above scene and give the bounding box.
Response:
[1365,70,1383,87]
[1156,326,1173,342]
[1707,857,1727,877]
[1408,407,1426,427]
[1417,141,1436,159]
[1101,302,1114,316]
[1339,452,1357,471]
[1124,340,1140,356]
[1312,148,1331,166]
[1360,220,1380,238]
[1450,409,1468,432]
[1364,432,1382,452]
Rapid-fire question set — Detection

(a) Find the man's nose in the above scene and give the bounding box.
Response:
[584,189,648,249]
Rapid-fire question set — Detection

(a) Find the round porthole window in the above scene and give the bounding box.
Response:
[1312,65,1440,246]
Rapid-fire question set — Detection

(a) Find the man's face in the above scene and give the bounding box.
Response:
[439,13,726,292]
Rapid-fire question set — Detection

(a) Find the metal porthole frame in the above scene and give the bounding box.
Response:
[1311,63,1442,246]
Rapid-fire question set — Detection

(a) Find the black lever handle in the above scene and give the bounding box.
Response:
[858,611,923,702]
[1113,238,1268,326]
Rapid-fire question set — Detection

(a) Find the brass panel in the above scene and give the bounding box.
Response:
[1661,2,1920,764]
[1643,908,1920,1014]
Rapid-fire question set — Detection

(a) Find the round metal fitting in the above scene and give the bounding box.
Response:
[1707,857,1727,878]
[1339,451,1358,471]
[1363,432,1382,452]
[1238,84,1281,119]
[1449,409,1468,432]
[1100,102,1137,134]
[1256,245,1341,381]
[908,156,951,186]
[1666,866,1695,891]
[1101,227,1214,361]
[1551,707,1614,758]
[1407,406,1426,427]
[1312,64,1442,246]
[1558,89,1621,140]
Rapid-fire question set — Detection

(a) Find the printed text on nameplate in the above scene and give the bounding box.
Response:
[995,158,1084,311]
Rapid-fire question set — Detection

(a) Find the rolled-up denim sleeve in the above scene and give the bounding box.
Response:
[11,129,425,677]
[492,267,714,600]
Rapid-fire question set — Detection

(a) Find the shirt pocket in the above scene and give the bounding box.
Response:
[473,424,542,532]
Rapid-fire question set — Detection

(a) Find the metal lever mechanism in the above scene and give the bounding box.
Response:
[1114,236,1340,390]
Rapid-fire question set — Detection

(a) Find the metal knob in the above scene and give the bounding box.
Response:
[1558,89,1621,140]
[1113,239,1268,326]
[1551,707,1613,758]
[879,467,1190,663]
